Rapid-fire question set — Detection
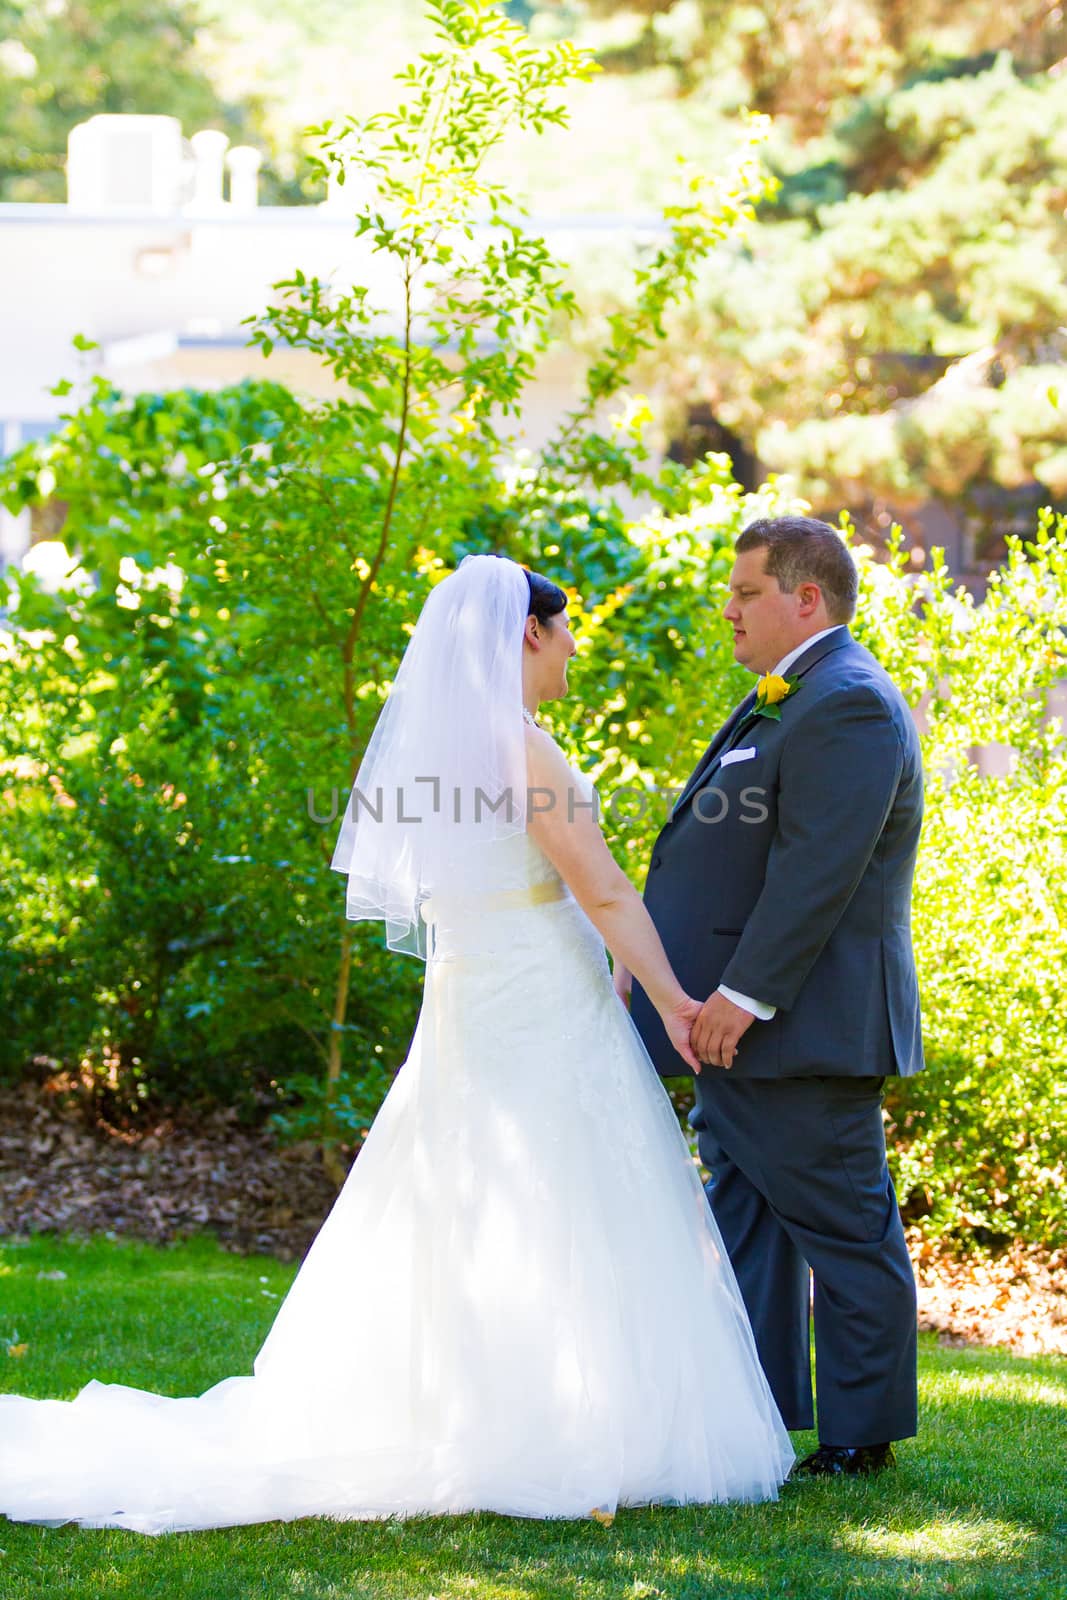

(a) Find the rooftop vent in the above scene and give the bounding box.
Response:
[66,115,262,214]
[67,114,186,213]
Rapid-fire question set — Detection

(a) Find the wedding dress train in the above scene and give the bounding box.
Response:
[0,765,793,1534]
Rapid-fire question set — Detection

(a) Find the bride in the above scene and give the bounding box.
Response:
[0,553,793,1535]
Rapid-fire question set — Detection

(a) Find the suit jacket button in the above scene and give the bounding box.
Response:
[651,853,662,868]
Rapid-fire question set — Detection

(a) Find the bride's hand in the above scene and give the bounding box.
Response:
[660,994,704,1074]
[612,961,632,1009]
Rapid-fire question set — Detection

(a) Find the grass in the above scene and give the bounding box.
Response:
[1,1234,1065,1600]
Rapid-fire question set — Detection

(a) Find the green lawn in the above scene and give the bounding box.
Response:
[1,1235,1064,1600]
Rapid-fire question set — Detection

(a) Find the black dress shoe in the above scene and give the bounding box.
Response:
[791,1442,896,1479]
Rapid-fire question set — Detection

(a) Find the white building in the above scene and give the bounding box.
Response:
[0,113,666,573]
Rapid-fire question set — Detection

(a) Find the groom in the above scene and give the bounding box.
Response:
[628,515,923,1478]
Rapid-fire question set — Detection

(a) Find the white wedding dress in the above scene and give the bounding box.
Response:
[0,761,793,1534]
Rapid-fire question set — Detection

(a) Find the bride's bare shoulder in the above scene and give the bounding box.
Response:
[523,720,567,768]
[525,722,585,795]
[523,724,591,810]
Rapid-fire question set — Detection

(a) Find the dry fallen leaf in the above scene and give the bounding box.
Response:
[6,1344,28,1358]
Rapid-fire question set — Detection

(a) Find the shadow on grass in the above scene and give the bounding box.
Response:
[4,1339,1065,1600]
[2,1241,1065,1599]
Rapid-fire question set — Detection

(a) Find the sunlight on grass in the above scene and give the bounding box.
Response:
[930,1370,1067,1408]
[1,1240,1066,1600]
[838,1514,1036,1563]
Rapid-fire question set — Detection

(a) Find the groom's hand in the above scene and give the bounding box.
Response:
[691,992,755,1069]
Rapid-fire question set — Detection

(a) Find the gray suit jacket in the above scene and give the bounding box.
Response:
[631,628,925,1079]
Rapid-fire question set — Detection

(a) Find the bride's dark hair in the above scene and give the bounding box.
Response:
[523,566,568,626]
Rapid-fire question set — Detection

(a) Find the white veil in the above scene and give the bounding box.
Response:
[330,553,531,958]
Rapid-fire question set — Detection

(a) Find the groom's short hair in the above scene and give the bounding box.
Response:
[735,516,858,623]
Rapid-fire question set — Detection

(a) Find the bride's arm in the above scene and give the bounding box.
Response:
[524,727,700,1072]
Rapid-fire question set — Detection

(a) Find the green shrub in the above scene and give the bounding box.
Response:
[0,378,427,1124]
[855,516,1067,1250]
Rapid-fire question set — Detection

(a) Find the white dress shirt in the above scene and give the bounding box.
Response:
[716,625,847,1022]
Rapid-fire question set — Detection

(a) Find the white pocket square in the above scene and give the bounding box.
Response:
[720,746,757,767]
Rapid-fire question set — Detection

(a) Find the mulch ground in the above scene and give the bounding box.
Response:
[909,1232,1066,1358]
[0,1086,336,1262]
[1,1086,1064,1357]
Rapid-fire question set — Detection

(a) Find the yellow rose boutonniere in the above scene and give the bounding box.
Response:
[754,672,800,721]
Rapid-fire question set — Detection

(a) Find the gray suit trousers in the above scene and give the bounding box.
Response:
[691,1072,918,1445]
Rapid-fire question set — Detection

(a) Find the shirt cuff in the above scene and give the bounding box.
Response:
[717,984,776,1022]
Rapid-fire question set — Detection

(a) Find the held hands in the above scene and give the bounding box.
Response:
[690,991,756,1070]
[615,963,702,1073]
[660,994,705,1074]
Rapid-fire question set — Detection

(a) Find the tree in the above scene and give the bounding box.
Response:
[561,50,1067,540]
[246,0,771,1175]
[666,55,1067,500]
[512,4,1066,546]
[2,0,771,1182]
[522,1,1066,128]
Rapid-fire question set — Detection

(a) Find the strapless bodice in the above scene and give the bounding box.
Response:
[418,761,598,960]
